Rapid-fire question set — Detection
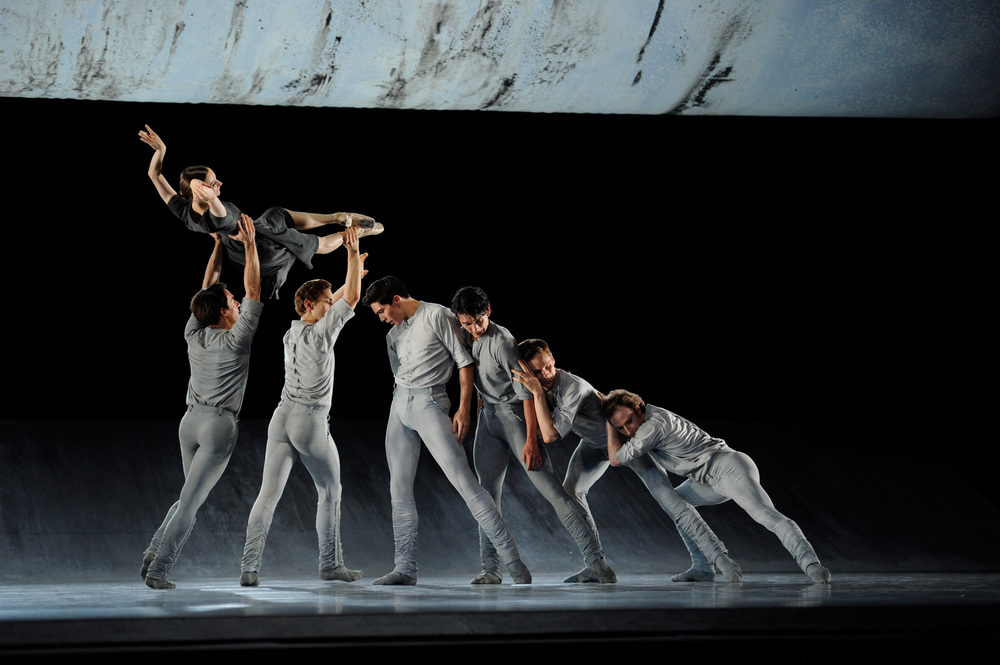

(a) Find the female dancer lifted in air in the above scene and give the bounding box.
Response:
[139,124,383,299]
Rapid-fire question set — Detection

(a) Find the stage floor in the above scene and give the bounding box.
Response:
[4,419,999,662]
[2,572,997,663]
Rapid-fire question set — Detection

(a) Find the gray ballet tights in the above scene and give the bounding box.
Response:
[145,410,237,581]
[241,402,348,574]
[675,449,823,573]
[562,440,730,565]
[383,387,521,578]
[474,402,603,574]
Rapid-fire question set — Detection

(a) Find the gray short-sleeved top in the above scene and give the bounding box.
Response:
[546,369,606,446]
[386,302,473,389]
[167,195,242,235]
[280,298,354,408]
[615,404,729,482]
[184,298,264,415]
[463,322,532,405]
[167,197,319,299]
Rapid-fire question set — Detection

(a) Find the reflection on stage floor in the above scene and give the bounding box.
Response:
[2,572,997,663]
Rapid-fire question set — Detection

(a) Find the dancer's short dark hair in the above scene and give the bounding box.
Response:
[363,276,410,307]
[295,279,332,316]
[450,286,490,317]
[602,389,647,418]
[517,338,552,363]
[190,283,229,327]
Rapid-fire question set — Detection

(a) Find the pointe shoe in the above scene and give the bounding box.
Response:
[357,222,384,238]
[240,571,259,587]
[333,212,377,229]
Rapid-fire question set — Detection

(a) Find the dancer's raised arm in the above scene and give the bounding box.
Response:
[202,234,224,290]
[138,125,177,204]
[340,226,365,309]
[229,214,260,302]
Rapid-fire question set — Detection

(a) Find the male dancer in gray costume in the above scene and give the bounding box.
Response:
[239,225,367,587]
[143,215,262,589]
[450,287,616,584]
[513,339,743,583]
[363,277,532,585]
[604,389,832,583]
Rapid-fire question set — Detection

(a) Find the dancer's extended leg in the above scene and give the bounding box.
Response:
[287,211,377,230]
[678,450,830,584]
[627,455,741,582]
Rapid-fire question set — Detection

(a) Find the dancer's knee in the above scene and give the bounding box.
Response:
[315,482,342,505]
[562,476,585,499]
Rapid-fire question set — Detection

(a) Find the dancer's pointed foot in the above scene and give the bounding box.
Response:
[320,565,363,582]
[671,567,716,582]
[145,576,175,590]
[806,562,832,584]
[332,212,377,229]
[372,570,417,586]
[357,221,384,238]
[240,571,259,587]
[507,560,532,584]
[714,553,743,583]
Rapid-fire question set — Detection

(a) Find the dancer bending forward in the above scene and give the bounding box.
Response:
[514,339,743,583]
[452,287,616,584]
[604,389,831,584]
[363,276,532,585]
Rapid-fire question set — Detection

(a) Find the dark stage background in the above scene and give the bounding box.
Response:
[1,96,996,558]
[6,97,993,419]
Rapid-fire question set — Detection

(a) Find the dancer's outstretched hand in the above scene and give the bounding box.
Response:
[343,225,359,252]
[138,124,165,152]
[229,214,256,245]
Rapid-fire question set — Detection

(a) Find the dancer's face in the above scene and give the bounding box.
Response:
[609,405,644,438]
[203,169,223,196]
[525,351,557,391]
[307,288,336,322]
[457,306,491,340]
[220,290,240,327]
[370,296,405,325]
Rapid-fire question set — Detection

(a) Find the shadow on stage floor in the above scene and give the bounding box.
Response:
[1,418,998,661]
